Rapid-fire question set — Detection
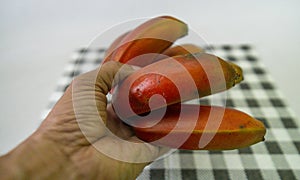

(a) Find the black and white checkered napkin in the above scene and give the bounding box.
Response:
[42,45,300,180]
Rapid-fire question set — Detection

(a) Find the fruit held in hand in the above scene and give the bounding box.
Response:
[113,53,243,118]
[155,43,204,61]
[108,15,266,150]
[104,16,188,67]
[132,104,266,150]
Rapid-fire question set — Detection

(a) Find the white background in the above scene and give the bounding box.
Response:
[1,0,300,154]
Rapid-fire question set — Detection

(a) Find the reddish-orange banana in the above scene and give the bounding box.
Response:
[113,53,243,118]
[132,104,266,150]
[155,43,204,61]
[103,16,188,66]
[163,44,204,56]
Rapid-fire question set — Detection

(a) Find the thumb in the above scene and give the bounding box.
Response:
[72,61,135,143]
[95,61,136,95]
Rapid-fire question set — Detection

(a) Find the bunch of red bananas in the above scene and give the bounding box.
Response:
[103,16,266,150]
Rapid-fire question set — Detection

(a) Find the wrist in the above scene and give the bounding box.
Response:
[0,131,76,179]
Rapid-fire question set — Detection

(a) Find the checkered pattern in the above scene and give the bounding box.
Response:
[42,45,300,180]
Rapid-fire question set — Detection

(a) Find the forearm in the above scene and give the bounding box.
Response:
[0,132,76,179]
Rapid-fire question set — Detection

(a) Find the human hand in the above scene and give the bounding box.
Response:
[0,61,169,179]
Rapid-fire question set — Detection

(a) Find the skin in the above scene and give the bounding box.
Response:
[0,61,168,180]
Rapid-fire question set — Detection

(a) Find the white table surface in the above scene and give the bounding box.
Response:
[1,0,299,155]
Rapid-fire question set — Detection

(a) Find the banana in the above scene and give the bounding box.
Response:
[112,53,243,119]
[132,104,266,150]
[155,43,204,61]
[105,15,266,151]
[103,16,188,66]
[163,44,204,56]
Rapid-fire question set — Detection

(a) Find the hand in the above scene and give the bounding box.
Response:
[0,61,169,179]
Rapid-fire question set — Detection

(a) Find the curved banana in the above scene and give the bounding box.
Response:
[103,16,188,66]
[133,104,266,150]
[113,53,243,118]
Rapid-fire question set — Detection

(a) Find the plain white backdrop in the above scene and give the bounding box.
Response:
[1,0,299,154]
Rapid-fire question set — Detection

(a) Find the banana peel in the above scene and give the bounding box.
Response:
[132,104,266,150]
[103,16,188,67]
[154,43,204,61]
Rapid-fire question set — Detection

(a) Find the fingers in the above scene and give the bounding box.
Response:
[93,135,170,164]
[70,61,135,144]
[127,136,172,160]
[94,61,135,125]
[95,61,136,95]
[106,104,134,139]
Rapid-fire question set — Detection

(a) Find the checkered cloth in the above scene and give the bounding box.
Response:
[42,45,300,180]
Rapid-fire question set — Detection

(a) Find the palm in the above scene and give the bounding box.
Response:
[39,62,167,179]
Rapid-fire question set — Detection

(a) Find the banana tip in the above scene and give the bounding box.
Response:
[228,62,244,84]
